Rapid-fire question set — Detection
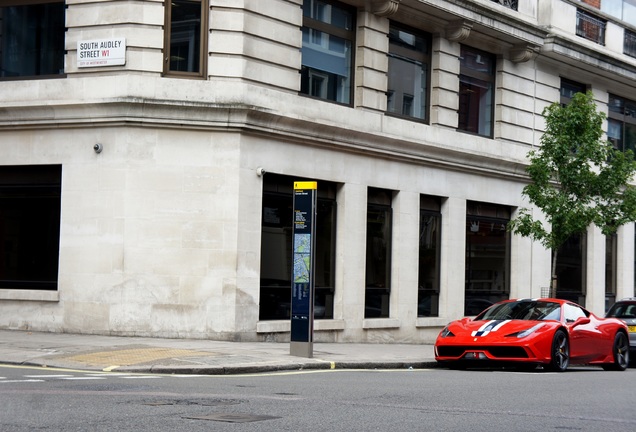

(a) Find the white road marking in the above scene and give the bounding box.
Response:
[119,375,162,379]
[0,379,44,383]
[61,377,107,380]
[24,374,73,378]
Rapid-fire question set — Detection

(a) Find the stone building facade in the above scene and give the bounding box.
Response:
[1,0,635,343]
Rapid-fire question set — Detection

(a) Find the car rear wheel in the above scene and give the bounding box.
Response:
[602,332,629,371]
[549,329,569,372]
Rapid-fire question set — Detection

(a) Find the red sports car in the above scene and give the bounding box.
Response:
[435,298,630,371]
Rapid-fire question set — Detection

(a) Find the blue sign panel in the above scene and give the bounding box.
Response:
[290,181,317,353]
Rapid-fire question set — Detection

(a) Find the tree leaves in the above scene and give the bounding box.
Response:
[509,91,636,271]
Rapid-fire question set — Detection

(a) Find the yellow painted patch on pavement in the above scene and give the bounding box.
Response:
[64,347,212,367]
[102,365,120,372]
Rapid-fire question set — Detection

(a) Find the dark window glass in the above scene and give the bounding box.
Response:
[259,174,337,320]
[418,196,441,317]
[0,1,65,79]
[458,46,495,137]
[465,202,510,315]
[625,29,636,58]
[555,233,586,305]
[607,94,636,153]
[365,188,393,318]
[606,300,636,319]
[560,79,586,106]
[477,300,562,321]
[387,23,430,121]
[0,165,61,290]
[301,0,355,104]
[164,0,206,77]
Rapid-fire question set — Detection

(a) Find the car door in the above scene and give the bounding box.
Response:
[564,303,600,361]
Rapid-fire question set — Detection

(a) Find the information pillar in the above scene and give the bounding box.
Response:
[290,181,317,358]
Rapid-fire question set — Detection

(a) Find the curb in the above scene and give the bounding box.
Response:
[123,360,440,375]
[2,359,440,375]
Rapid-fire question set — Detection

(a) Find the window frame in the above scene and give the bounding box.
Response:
[0,0,66,81]
[607,94,636,153]
[163,0,208,79]
[0,165,62,291]
[258,174,338,321]
[554,233,587,305]
[300,0,356,106]
[559,78,586,106]
[465,201,511,315]
[625,29,636,58]
[365,187,393,319]
[457,45,496,138]
[386,22,431,123]
[418,195,441,317]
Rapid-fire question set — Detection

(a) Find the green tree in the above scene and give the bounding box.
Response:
[508,91,636,296]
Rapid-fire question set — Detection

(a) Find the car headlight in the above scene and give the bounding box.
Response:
[439,326,455,338]
[506,323,545,338]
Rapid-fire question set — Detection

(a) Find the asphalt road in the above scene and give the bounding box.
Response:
[1,364,635,431]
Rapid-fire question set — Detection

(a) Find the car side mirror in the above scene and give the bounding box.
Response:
[572,317,591,327]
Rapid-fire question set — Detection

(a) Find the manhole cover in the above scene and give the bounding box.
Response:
[184,413,280,423]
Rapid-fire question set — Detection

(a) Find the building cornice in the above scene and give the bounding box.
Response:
[541,33,636,86]
[0,97,531,183]
[399,0,548,48]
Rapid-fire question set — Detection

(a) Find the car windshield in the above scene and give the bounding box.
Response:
[606,302,636,319]
[476,300,561,321]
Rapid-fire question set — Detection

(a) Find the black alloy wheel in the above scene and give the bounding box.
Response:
[549,329,569,372]
[602,332,629,371]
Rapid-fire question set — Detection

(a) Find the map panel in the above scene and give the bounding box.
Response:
[293,233,311,283]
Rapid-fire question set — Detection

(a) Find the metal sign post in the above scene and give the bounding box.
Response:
[290,181,317,358]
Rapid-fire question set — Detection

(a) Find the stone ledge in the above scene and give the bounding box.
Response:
[0,289,60,302]
[362,318,401,329]
[415,317,450,328]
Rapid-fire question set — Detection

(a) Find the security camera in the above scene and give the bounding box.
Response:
[256,167,266,176]
[93,143,103,154]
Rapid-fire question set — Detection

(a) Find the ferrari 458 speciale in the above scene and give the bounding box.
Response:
[435,298,630,371]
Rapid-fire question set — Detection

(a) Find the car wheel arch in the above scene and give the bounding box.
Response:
[548,328,570,372]
[602,330,630,371]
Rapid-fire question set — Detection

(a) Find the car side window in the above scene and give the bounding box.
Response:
[543,306,561,321]
[564,303,587,323]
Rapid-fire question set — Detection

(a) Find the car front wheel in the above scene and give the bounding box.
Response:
[549,329,569,372]
[602,332,629,371]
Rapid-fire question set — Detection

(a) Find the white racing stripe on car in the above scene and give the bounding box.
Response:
[471,320,511,337]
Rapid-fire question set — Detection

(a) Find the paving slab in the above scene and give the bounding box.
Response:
[0,330,438,374]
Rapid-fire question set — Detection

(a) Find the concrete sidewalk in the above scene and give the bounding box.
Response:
[0,330,438,375]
